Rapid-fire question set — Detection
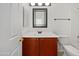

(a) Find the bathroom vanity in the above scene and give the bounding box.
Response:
[22,7,59,56]
[22,34,58,56]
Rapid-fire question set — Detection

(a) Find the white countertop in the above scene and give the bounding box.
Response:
[22,31,59,38]
[22,28,70,38]
[22,34,59,38]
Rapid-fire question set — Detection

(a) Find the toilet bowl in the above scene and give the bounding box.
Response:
[63,45,79,56]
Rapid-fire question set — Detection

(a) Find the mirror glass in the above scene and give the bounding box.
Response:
[33,8,47,28]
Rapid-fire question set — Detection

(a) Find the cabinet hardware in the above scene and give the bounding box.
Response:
[19,39,23,42]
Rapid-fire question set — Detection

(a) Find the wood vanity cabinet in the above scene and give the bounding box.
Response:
[22,37,58,56]
[22,38,39,56]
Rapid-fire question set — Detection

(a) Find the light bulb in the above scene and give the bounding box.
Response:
[45,3,49,6]
[38,3,42,6]
[31,3,35,6]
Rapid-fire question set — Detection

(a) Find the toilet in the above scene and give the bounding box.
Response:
[63,45,79,56]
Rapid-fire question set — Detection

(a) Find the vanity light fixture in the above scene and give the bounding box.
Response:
[29,3,51,6]
[45,3,50,6]
[38,3,42,6]
[30,3,35,6]
[42,3,45,6]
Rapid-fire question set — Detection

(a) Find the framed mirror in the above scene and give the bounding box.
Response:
[33,8,47,28]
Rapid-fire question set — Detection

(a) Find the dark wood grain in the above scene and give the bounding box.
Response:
[39,38,58,56]
[22,38,39,56]
[22,37,58,56]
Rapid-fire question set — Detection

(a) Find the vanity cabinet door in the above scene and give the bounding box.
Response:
[22,38,39,56]
[39,38,58,56]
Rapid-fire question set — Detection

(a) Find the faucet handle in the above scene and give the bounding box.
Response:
[37,31,42,34]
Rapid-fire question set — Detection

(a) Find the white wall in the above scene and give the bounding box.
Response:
[54,3,79,50]
[0,3,11,55]
[70,4,79,48]
[0,3,23,56]
[51,3,71,35]
[50,3,72,51]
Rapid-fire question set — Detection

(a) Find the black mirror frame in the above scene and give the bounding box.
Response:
[33,8,47,28]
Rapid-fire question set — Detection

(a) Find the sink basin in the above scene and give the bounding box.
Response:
[22,29,59,38]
